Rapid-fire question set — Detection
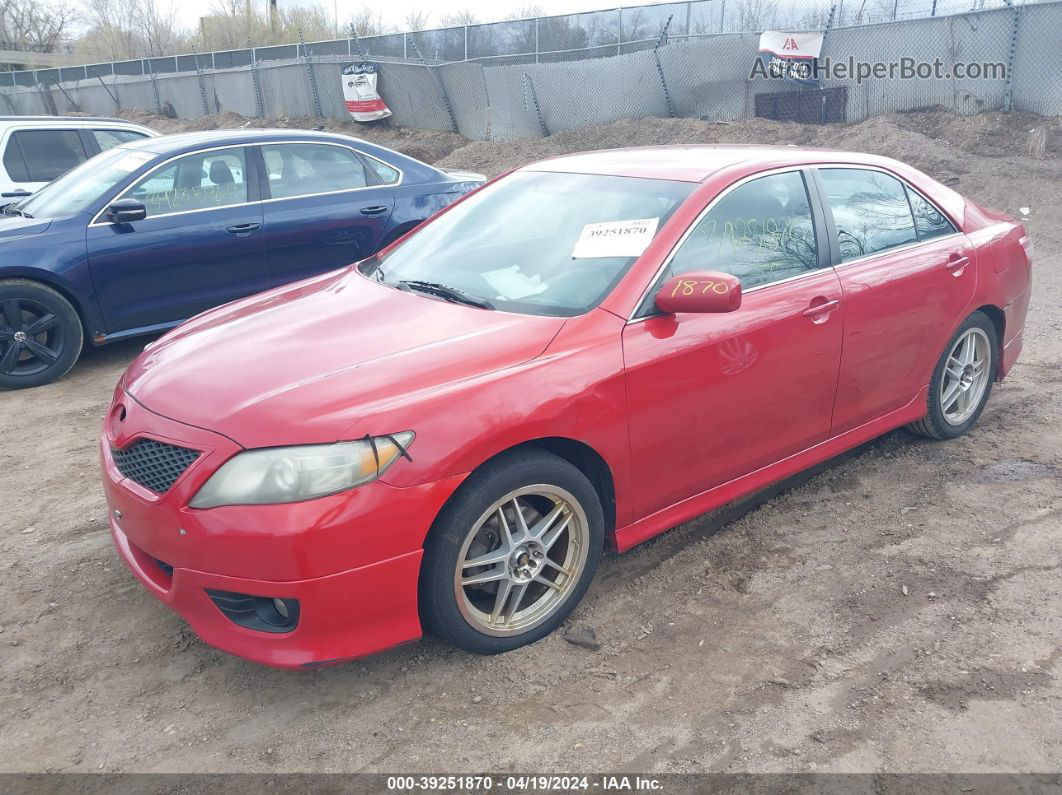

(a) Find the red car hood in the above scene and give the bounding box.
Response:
[123,268,566,448]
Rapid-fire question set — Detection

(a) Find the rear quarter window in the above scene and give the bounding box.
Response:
[93,129,149,152]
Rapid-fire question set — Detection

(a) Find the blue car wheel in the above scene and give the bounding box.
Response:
[0,279,83,390]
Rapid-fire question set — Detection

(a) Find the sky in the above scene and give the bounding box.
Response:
[181,0,635,31]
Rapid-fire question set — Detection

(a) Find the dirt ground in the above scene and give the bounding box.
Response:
[1,110,1060,774]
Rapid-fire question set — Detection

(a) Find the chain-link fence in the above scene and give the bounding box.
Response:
[1,0,1059,138]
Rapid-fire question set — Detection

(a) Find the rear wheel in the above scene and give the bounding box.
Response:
[909,311,997,440]
[421,449,603,654]
[0,279,83,390]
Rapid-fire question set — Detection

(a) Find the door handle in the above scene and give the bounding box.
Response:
[225,222,260,236]
[360,205,389,216]
[945,253,970,274]
[802,298,840,319]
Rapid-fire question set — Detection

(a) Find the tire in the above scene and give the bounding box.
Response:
[908,311,997,440]
[0,279,84,390]
[420,448,604,655]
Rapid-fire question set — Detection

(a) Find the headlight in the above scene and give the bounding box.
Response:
[189,432,414,509]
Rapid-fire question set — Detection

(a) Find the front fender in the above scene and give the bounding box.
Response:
[372,309,634,529]
[0,219,105,341]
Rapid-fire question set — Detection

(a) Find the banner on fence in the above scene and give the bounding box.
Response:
[341,62,392,121]
[757,31,823,85]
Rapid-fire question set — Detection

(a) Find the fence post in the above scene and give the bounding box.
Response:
[192,46,211,116]
[535,17,540,63]
[52,79,80,113]
[145,60,163,115]
[522,72,549,136]
[719,0,726,33]
[408,34,459,133]
[653,15,676,118]
[1000,0,1021,112]
[350,25,367,58]
[464,25,469,61]
[98,76,120,112]
[617,7,623,55]
[299,29,324,117]
[248,44,264,118]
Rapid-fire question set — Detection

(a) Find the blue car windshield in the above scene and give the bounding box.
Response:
[20,147,157,219]
[361,171,695,317]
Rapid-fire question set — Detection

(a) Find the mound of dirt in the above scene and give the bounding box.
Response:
[435,113,981,182]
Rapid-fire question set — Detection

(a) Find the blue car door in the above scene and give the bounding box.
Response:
[254,142,396,287]
[86,146,269,335]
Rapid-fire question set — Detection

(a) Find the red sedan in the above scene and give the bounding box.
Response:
[101,145,1032,668]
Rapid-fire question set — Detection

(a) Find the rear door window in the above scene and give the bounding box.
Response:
[3,129,89,182]
[818,168,918,262]
[261,143,370,199]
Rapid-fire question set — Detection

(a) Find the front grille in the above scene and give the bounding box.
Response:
[112,439,200,494]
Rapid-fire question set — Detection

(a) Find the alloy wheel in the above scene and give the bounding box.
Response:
[940,326,991,426]
[454,485,589,637]
[0,297,66,378]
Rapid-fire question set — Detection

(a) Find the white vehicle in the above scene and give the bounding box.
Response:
[0,116,158,203]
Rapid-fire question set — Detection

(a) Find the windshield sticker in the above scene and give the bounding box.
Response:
[482,265,549,300]
[572,217,660,259]
[113,151,155,172]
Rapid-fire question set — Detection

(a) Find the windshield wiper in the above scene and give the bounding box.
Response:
[3,205,31,218]
[397,280,495,310]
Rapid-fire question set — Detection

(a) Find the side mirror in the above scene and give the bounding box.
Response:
[106,198,147,224]
[655,271,742,314]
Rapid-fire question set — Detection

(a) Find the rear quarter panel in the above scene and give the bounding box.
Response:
[961,203,1031,376]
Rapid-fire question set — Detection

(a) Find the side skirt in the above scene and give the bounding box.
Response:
[613,386,930,553]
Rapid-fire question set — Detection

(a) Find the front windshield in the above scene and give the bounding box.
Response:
[361,171,695,316]
[19,147,157,219]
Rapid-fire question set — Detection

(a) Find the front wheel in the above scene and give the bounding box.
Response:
[909,311,997,440]
[421,449,604,654]
[0,279,84,390]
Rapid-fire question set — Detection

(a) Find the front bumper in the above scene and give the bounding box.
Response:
[101,391,465,668]
[110,517,423,668]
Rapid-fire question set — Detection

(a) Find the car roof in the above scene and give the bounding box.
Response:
[121,128,377,156]
[0,115,146,125]
[523,144,902,183]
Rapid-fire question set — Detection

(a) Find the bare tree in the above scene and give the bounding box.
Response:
[0,0,75,53]
[404,10,430,32]
[347,7,386,38]
[439,11,479,27]
[197,0,333,51]
[729,0,779,33]
[133,0,184,56]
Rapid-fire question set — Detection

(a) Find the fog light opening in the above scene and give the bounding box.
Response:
[206,589,300,634]
[272,597,290,619]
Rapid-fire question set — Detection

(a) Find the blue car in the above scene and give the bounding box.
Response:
[0,130,485,389]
